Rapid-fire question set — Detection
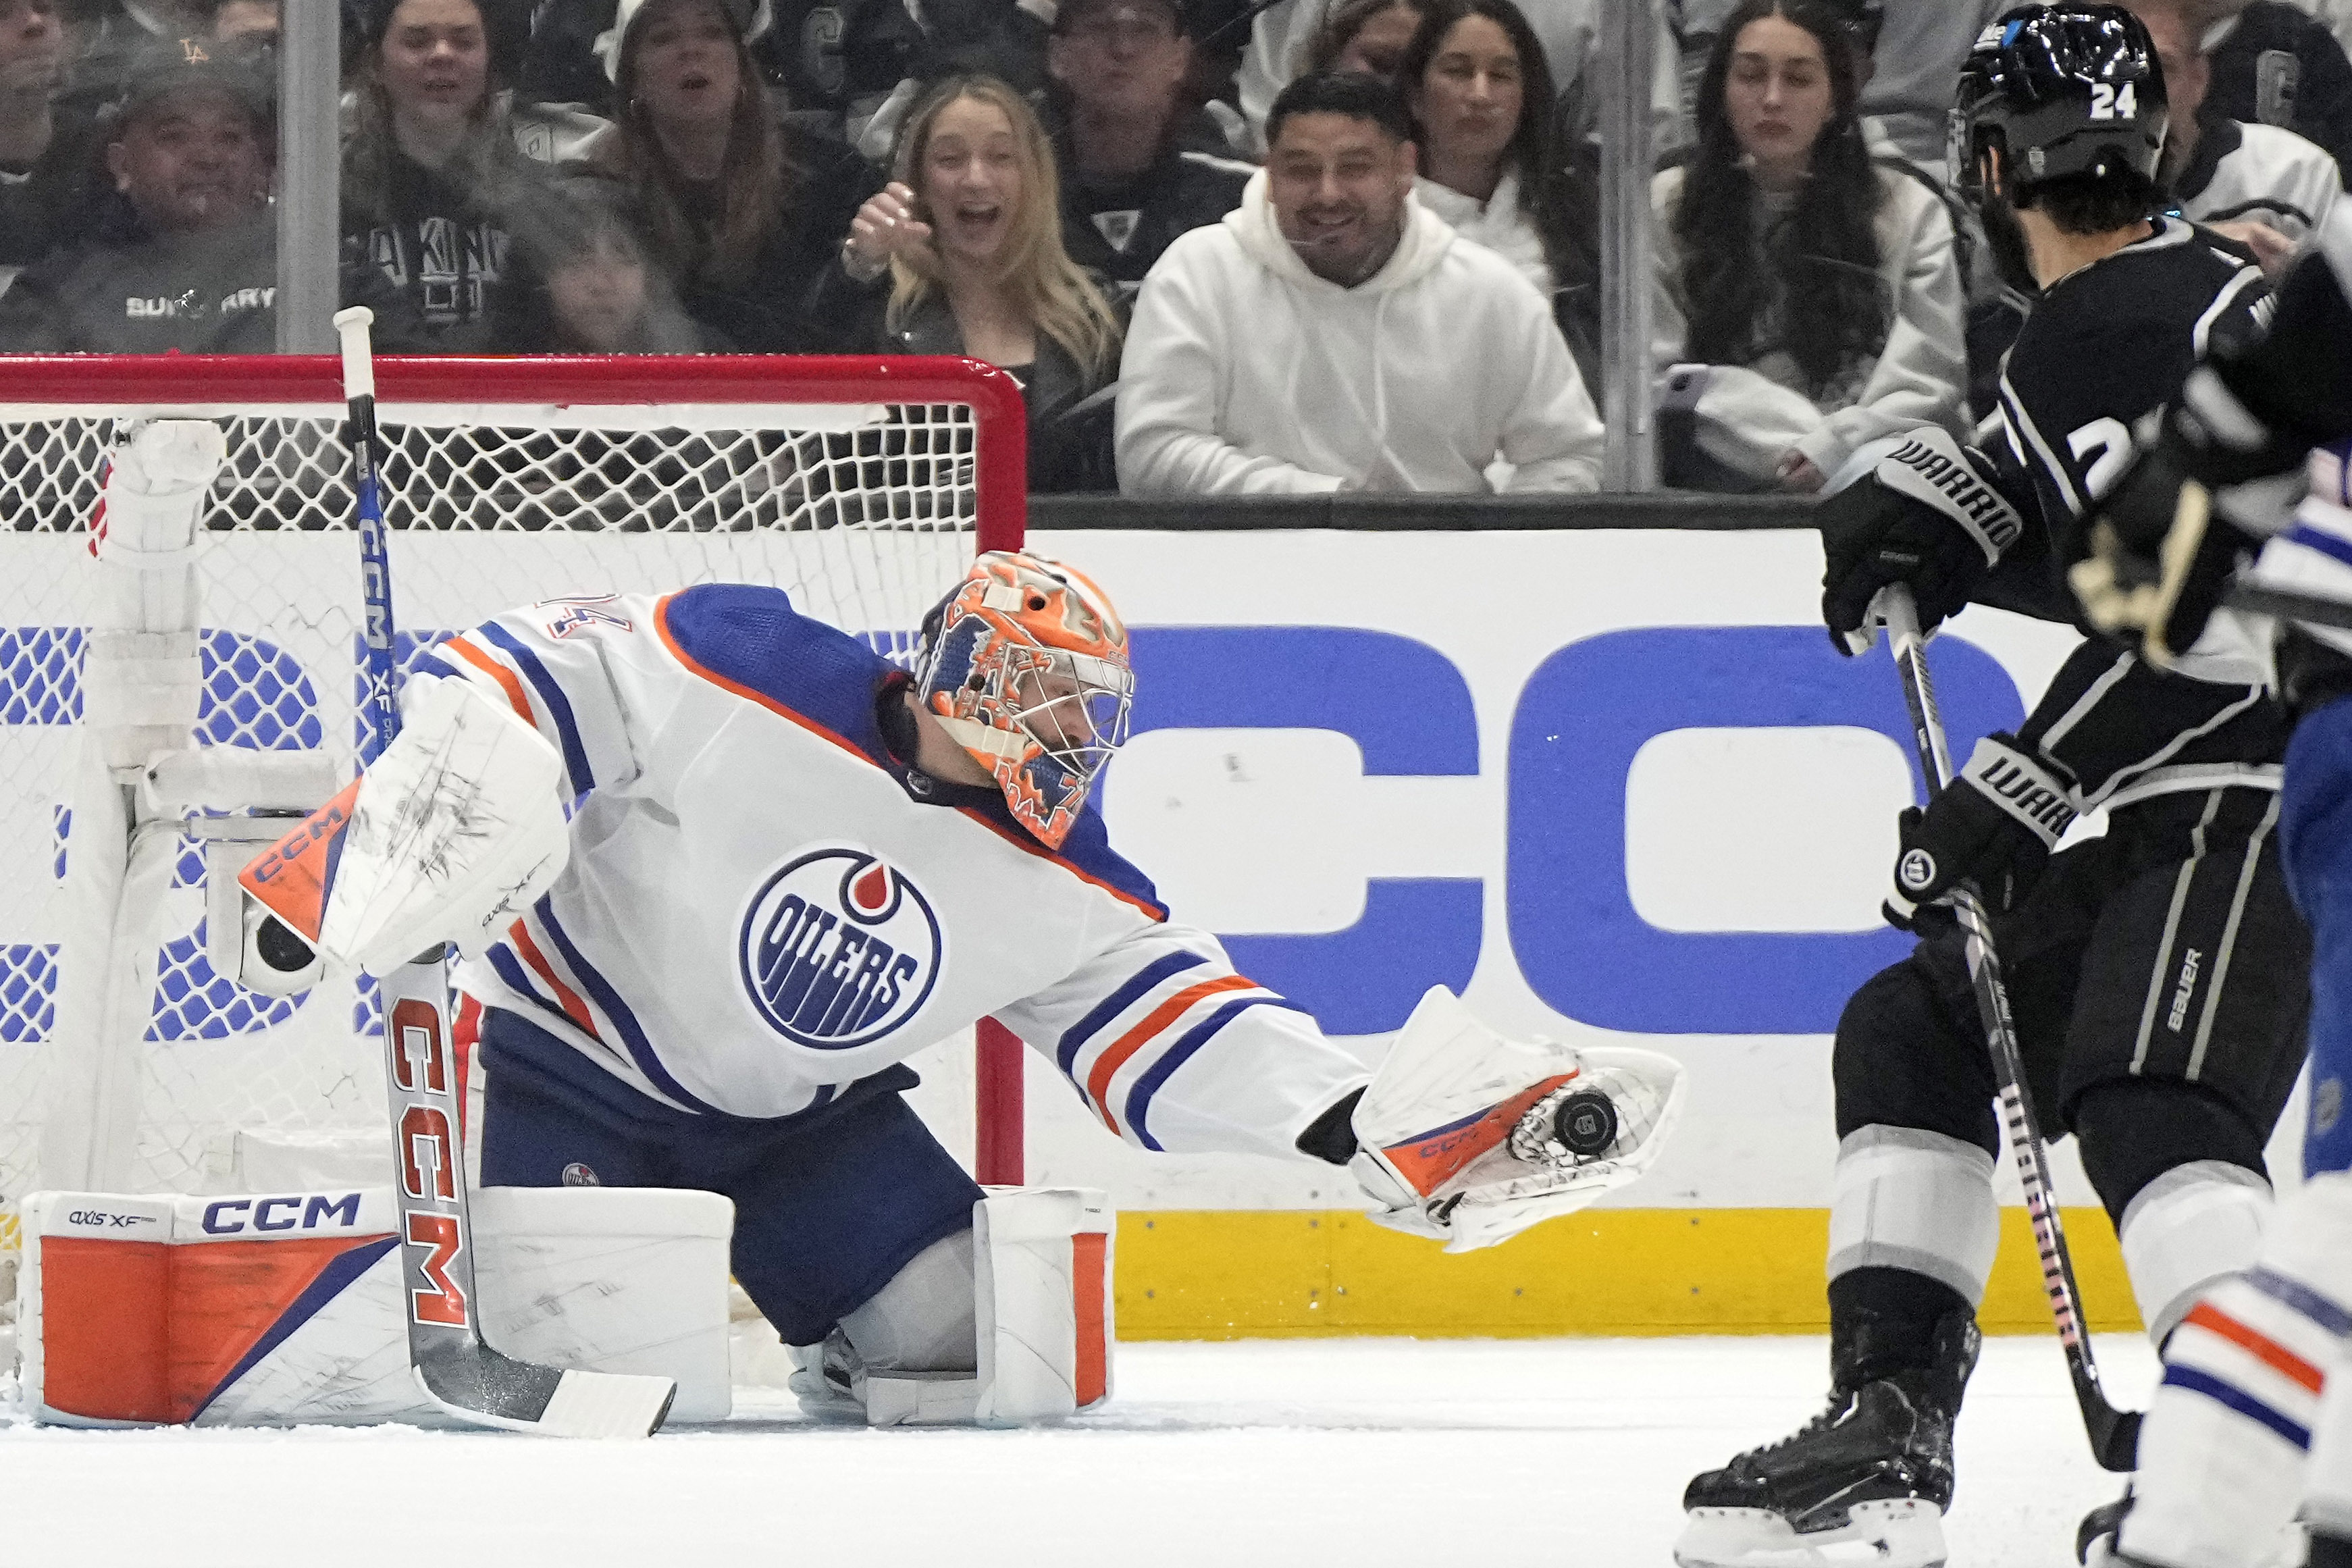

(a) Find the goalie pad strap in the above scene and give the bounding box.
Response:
[1960,734,2079,850]
[1871,426,2025,567]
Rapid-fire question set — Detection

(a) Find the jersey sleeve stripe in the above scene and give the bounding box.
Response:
[506,917,607,1048]
[1126,995,1308,1153]
[411,650,461,683]
[532,898,718,1116]
[442,635,538,727]
[477,621,595,798]
[2193,264,2267,359]
[1085,973,1263,1133]
[1055,951,1209,1073]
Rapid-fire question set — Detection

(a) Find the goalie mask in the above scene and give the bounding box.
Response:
[914,552,1133,850]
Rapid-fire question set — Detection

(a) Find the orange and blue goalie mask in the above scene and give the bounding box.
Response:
[914,553,1133,849]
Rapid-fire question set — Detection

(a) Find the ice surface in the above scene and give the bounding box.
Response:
[0,1334,2160,1566]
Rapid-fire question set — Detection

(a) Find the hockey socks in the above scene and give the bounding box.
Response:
[2120,1173,2352,1567]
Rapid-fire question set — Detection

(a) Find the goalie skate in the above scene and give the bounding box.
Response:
[1350,987,1685,1252]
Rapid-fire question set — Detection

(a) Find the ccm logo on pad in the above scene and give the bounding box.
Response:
[203,1193,365,1234]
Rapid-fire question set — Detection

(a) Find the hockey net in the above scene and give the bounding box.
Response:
[0,355,1028,1272]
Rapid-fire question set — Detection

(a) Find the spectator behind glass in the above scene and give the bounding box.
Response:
[210,0,275,43]
[585,0,875,351]
[0,0,99,273]
[342,0,560,351]
[1399,0,1562,296]
[510,176,715,350]
[1045,0,1251,300]
[1308,0,1430,80]
[2197,0,2352,177]
[2137,0,2338,275]
[828,75,1125,492]
[1650,0,1963,494]
[1116,71,1603,494]
[0,37,276,350]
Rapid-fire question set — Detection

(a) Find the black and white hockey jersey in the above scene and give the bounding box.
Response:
[1980,217,2291,810]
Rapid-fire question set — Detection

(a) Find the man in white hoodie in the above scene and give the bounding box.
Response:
[1114,71,1606,496]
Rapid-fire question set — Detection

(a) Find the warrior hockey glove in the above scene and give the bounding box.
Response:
[1884,733,2077,930]
[1821,428,2024,656]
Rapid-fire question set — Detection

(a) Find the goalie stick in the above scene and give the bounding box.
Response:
[1878,586,2141,1473]
[334,306,675,1438]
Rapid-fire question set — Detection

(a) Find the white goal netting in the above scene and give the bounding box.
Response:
[0,359,1019,1264]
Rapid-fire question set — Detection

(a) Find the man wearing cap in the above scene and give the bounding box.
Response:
[1046,0,1251,300]
[0,35,276,352]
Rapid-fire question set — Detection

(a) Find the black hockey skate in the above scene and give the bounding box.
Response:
[1675,1309,1978,1568]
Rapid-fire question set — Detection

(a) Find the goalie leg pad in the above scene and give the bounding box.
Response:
[791,1191,1116,1428]
[239,675,571,978]
[1351,987,1686,1253]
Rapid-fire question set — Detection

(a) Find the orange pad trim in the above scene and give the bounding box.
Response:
[1072,1231,1108,1409]
[238,778,362,943]
[1378,1073,1575,1197]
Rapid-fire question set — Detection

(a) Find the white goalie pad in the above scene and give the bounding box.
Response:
[797,1188,1116,1428]
[14,1186,735,1427]
[1350,987,1686,1253]
[238,675,572,987]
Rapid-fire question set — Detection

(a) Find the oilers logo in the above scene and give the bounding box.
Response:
[738,847,943,1050]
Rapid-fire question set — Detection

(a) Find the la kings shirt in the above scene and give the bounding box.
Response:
[1982,215,2290,810]
[417,584,1365,1155]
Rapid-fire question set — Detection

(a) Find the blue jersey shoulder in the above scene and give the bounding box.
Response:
[1051,804,1166,919]
[660,583,894,764]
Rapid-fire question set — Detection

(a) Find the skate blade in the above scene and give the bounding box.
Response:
[1674,1498,1945,1568]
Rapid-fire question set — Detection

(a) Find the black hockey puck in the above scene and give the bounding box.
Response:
[255,915,314,975]
[1553,1090,1618,1157]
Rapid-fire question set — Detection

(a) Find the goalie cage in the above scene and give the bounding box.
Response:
[0,353,1035,1294]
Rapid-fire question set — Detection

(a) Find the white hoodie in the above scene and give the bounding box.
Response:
[1116,169,1606,496]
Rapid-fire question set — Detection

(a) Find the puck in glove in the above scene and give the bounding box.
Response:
[1553,1089,1618,1157]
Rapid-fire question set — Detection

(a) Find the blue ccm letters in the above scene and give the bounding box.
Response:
[1124,628,1480,1035]
[1507,627,2024,1035]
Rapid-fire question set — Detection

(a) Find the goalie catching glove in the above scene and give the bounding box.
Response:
[236,675,572,989]
[1348,987,1685,1253]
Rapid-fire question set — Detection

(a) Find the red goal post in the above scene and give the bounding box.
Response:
[0,353,1030,1261]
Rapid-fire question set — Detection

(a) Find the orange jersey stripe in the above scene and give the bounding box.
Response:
[508,918,604,1045]
[1084,974,1261,1134]
[444,635,538,727]
[2185,1302,2328,1394]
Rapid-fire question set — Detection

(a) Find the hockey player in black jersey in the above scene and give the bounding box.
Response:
[1675,9,2313,1567]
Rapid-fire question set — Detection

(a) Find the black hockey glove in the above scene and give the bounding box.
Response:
[1821,428,2024,656]
[1885,733,2077,931]
[2072,371,2282,666]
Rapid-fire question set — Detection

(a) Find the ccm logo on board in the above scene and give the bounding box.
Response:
[202,1193,365,1234]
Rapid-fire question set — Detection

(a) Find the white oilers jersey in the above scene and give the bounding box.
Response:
[413,583,1365,1158]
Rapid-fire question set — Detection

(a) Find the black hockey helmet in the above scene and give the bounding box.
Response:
[1948,4,2168,207]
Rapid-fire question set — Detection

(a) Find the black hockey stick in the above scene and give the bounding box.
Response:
[2224,579,2352,633]
[336,307,674,1438]
[1878,587,2141,1473]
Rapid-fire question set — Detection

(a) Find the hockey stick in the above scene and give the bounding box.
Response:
[1878,586,2141,1473]
[2224,579,2352,633]
[335,307,674,1438]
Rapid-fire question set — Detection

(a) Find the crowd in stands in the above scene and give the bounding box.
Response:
[0,0,2345,494]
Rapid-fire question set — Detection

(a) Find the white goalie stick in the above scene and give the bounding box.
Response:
[333,307,675,1437]
[1877,586,2141,1473]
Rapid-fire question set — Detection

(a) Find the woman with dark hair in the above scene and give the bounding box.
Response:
[1399,0,1561,294]
[340,0,579,351]
[508,176,719,352]
[585,0,877,351]
[1650,0,1964,493]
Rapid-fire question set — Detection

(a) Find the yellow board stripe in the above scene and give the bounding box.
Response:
[1114,1207,2141,1340]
